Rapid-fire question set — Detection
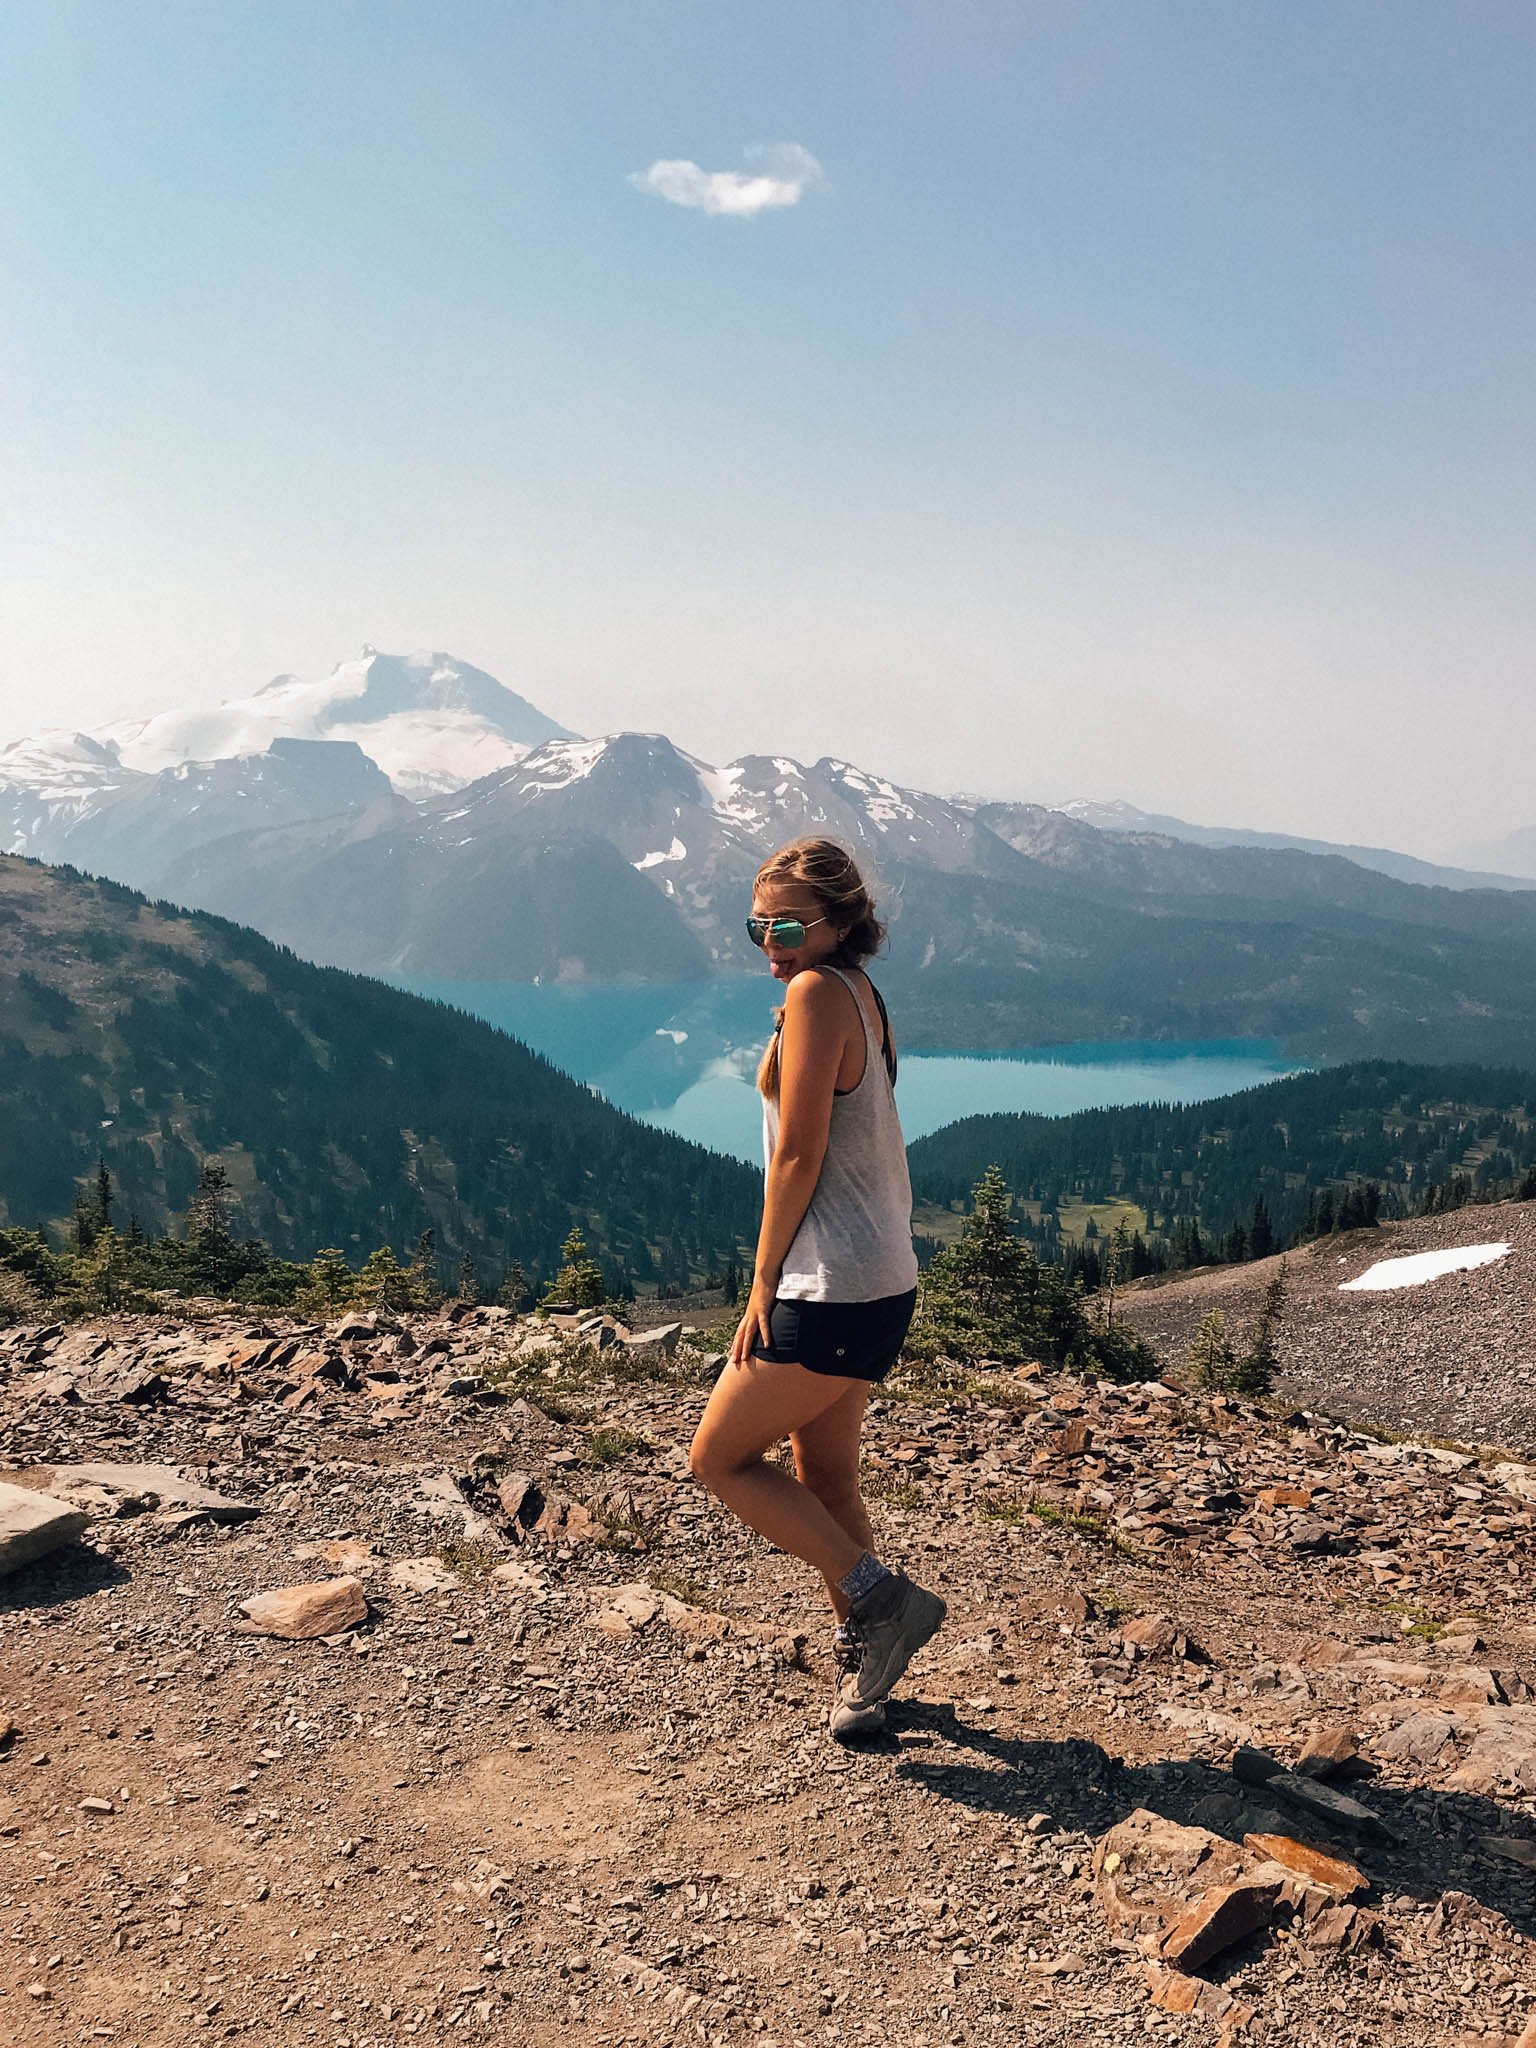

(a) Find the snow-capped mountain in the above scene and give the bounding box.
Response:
[0,728,402,897]
[62,740,400,896]
[0,730,136,857]
[161,732,1055,979]
[103,647,578,798]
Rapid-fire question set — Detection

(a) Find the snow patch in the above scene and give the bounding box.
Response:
[634,838,687,870]
[1339,1243,1511,1292]
[518,738,611,794]
[654,1028,689,1045]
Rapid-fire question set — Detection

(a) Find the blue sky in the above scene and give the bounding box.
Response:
[2,2,1533,857]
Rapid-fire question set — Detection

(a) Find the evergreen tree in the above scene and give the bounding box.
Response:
[912,1165,1153,1378]
[94,1157,114,1232]
[498,1260,533,1312]
[542,1227,607,1311]
[456,1251,480,1304]
[72,1225,145,1314]
[916,1165,1042,1362]
[354,1245,418,1313]
[185,1160,241,1292]
[296,1247,355,1316]
[410,1228,441,1307]
[1223,1222,1248,1264]
[1101,1217,1134,1334]
[1185,1309,1240,1392]
[1235,1260,1287,1397]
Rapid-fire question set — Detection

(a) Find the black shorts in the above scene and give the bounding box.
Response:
[750,1287,917,1383]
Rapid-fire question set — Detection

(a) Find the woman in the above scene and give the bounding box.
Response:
[689,838,946,1740]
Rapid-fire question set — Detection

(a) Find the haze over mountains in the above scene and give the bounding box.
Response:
[8,646,1536,1065]
[1057,800,1536,894]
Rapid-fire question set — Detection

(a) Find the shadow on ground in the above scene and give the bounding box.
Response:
[0,1542,132,1613]
[887,1696,1536,1939]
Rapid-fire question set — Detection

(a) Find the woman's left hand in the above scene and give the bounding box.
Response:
[729,1280,777,1366]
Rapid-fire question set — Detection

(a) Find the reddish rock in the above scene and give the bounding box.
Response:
[1121,1613,1205,1662]
[1242,1833,1368,1897]
[236,1577,368,1640]
[1093,1809,1246,1940]
[1257,1485,1313,1509]
[1306,1902,1381,1952]
[1159,1878,1281,1971]
[1295,1722,1359,1778]
[1143,1963,1252,2028]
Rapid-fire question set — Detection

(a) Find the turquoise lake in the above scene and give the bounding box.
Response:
[392,976,1306,1166]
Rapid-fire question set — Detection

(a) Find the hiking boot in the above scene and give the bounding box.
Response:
[844,1571,946,1706]
[829,1621,885,1743]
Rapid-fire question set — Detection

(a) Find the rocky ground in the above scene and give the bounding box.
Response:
[1117,1199,1536,1455]
[4,1253,1536,2048]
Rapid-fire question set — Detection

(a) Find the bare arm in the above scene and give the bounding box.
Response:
[729,972,850,1363]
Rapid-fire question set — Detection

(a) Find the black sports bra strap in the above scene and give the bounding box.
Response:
[868,980,897,1084]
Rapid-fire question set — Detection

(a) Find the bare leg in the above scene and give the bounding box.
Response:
[790,1380,876,1624]
[689,1356,868,1585]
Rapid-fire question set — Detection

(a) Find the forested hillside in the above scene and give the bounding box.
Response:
[907,1061,1536,1255]
[0,856,756,1291]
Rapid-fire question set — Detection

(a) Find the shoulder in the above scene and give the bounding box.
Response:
[783,967,851,1022]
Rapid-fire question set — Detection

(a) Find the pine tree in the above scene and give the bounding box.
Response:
[1235,1260,1286,1397]
[456,1251,480,1304]
[296,1247,355,1316]
[1102,1217,1134,1332]
[542,1227,607,1311]
[498,1260,533,1313]
[355,1246,418,1313]
[911,1165,1149,1373]
[94,1157,114,1232]
[187,1162,239,1293]
[1185,1309,1240,1391]
[73,1225,145,1314]
[410,1228,441,1307]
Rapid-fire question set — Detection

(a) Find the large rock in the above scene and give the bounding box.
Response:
[622,1322,684,1359]
[43,1462,259,1524]
[1159,1877,1282,1971]
[1446,1707,1536,1796]
[1092,1809,1247,1943]
[236,1577,368,1639]
[0,1483,91,1578]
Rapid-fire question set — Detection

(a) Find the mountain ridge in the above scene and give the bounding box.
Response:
[0,853,756,1287]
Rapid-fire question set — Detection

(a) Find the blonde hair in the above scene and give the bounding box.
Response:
[754,839,887,1099]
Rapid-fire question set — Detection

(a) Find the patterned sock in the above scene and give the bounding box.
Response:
[838,1551,894,1604]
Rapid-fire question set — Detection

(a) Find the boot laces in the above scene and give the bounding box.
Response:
[834,1621,865,1683]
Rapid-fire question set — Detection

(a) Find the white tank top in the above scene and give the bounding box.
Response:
[762,965,920,1304]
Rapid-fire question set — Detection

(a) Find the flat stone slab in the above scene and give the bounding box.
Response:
[41,1462,259,1524]
[0,1482,91,1578]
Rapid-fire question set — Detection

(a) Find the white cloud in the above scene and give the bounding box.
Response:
[629,143,823,218]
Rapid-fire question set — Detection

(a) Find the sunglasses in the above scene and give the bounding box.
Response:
[746,914,830,949]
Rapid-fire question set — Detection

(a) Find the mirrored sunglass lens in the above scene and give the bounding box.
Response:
[746,918,805,946]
